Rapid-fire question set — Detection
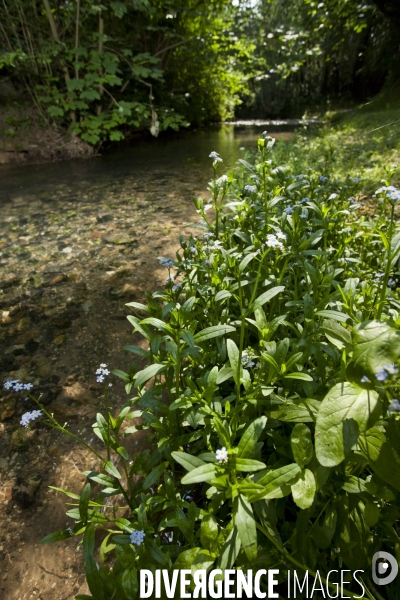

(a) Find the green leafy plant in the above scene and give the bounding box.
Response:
[11,136,400,599]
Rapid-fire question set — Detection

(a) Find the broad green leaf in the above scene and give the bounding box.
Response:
[200,515,219,551]
[291,469,316,509]
[193,324,236,343]
[134,363,166,388]
[315,382,379,467]
[215,290,232,302]
[217,527,241,569]
[234,458,266,472]
[139,317,172,333]
[104,461,122,479]
[237,416,267,457]
[252,286,285,311]
[122,567,138,600]
[39,529,72,544]
[181,464,217,485]
[123,345,149,357]
[342,476,368,494]
[347,320,400,385]
[312,506,337,549]
[291,423,313,468]
[315,310,352,323]
[254,463,301,499]
[171,451,205,471]
[321,319,352,350]
[227,338,240,373]
[266,398,320,422]
[235,494,257,562]
[142,462,168,489]
[284,372,313,381]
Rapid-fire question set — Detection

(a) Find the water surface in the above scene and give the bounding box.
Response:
[0,122,297,202]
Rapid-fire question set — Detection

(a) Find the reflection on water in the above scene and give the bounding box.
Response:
[0,123,296,202]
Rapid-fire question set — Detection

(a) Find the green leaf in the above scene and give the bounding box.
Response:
[284,372,313,381]
[104,461,122,479]
[342,476,368,494]
[252,286,285,311]
[315,382,379,467]
[315,310,352,323]
[39,529,72,544]
[291,424,313,468]
[140,317,172,334]
[234,458,266,472]
[215,290,232,302]
[181,464,217,485]
[235,494,257,562]
[227,338,240,373]
[134,363,166,388]
[266,398,320,422]
[312,506,337,549]
[193,324,236,343]
[237,416,267,457]
[217,527,241,569]
[347,320,400,385]
[123,345,149,357]
[122,567,138,600]
[291,469,316,509]
[200,515,219,551]
[79,482,91,522]
[142,462,168,489]
[171,451,205,471]
[255,463,301,499]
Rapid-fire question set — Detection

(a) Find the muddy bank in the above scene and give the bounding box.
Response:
[0,104,93,165]
[0,169,203,599]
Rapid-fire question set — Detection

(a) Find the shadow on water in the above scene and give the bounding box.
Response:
[0,122,300,202]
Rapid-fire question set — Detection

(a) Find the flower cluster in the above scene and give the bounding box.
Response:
[130,530,146,546]
[375,364,398,382]
[266,234,284,250]
[375,186,400,203]
[389,399,400,413]
[95,363,110,383]
[159,257,175,268]
[209,151,222,163]
[216,447,228,464]
[20,410,42,427]
[244,184,257,194]
[4,380,33,392]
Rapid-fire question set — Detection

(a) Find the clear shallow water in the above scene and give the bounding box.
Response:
[0,123,296,203]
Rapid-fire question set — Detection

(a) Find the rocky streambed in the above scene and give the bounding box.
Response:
[0,166,203,599]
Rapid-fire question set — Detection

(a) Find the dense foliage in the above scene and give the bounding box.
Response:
[1,1,399,144]
[236,0,400,117]
[0,0,250,144]
[14,135,400,599]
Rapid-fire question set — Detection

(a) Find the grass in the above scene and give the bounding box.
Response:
[272,97,400,195]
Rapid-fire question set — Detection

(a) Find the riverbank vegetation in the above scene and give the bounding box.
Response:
[0,0,399,149]
[19,132,400,600]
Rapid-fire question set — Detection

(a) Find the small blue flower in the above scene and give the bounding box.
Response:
[389,399,400,412]
[209,151,222,163]
[375,368,388,382]
[284,206,294,214]
[388,278,396,288]
[130,530,146,546]
[360,376,370,383]
[159,258,174,268]
[349,177,361,184]
[20,410,42,427]
[300,212,307,219]
[319,176,328,183]
[244,184,257,194]
[172,283,181,291]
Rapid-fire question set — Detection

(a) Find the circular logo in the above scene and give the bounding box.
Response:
[372,551,399,586]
